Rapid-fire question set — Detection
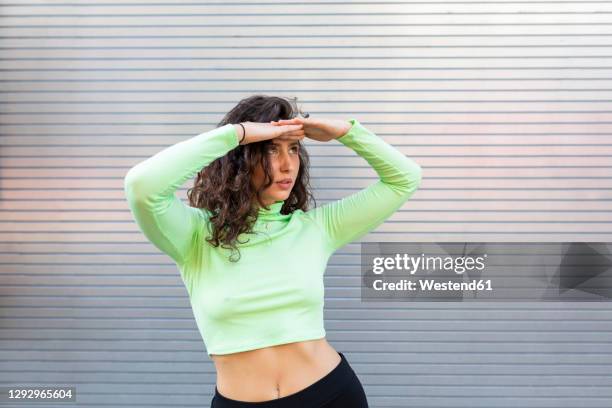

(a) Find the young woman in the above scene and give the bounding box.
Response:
[124,95,422,407]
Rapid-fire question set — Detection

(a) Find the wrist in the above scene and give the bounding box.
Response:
[336,120,353,139]
[233,123,246,145]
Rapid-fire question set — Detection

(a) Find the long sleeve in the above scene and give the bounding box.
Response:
[123,123,240,265]
[305,118,423,254]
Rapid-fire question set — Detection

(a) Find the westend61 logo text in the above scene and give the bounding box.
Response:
[372,253,488,275]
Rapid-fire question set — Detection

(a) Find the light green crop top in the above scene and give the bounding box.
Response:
[124,118,422,355]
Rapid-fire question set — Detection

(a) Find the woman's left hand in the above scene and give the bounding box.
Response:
[270,117,352,142]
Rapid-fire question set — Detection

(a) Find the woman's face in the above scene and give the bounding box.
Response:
[251,136,301,207]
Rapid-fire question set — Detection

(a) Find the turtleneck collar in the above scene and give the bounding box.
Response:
[256,200,290,220]
[258,200,284,215]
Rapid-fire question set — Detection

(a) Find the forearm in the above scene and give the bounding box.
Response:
[124,123,239,202]
[336,119,422,196]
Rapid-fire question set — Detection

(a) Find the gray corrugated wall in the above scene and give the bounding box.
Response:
[1,1,611,407]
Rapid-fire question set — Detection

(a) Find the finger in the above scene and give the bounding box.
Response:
[271,122,301,127]
[282,124,302,131]
[278,130,301,139]
[284,127,305,135]
[277,131,304,139]
[274,118,301,125]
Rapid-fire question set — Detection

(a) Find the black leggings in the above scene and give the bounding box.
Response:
[210,352,369,408]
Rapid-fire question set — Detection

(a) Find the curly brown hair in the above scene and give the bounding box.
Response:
[187,94,316,262]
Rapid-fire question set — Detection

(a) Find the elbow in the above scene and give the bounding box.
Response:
[123,168,137,203]
[123,165,148,204]
[124,163,170,209]
[397,161,423,199]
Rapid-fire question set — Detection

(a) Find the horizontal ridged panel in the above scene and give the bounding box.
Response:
[2,1,612,407]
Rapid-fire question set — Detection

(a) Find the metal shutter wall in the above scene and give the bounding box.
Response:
[1,1,611,407]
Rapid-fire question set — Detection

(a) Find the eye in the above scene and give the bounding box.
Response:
[291,145,299,153]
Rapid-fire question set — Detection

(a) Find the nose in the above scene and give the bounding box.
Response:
[278,149,294,171]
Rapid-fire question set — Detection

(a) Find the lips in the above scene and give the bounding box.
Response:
[276,179,293,189]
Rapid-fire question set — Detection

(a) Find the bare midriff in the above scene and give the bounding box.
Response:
[211,338,342,402]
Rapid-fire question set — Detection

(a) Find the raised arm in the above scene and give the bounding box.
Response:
[305,119,423,254]
[123,124,240,265]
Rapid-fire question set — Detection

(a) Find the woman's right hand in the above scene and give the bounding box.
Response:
[234,122,304,145]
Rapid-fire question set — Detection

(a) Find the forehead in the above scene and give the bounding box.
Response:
[270,138,300,146]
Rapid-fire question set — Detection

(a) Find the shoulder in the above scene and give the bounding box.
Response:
[291,207,319,228]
